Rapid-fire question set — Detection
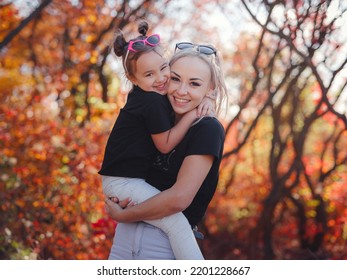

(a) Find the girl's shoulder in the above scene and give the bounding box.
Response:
[133,86,166,98]
[130,87,169,105]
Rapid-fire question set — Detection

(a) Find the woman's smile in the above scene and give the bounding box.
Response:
[173,96,190,104]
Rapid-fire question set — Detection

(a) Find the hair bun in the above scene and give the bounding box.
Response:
[113,31,127,57]
[138,21,149,37]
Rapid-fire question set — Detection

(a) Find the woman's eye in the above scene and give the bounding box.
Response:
[170,76,179,82]
[191,82,201,87]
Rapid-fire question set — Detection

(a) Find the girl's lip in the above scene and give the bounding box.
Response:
[155,81,168,91]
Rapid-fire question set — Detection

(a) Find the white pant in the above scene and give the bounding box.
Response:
[102,175,204,260]
[109,222,176,260]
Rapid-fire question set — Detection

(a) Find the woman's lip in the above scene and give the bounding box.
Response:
[172,96,190,104]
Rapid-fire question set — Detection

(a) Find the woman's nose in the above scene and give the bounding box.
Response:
[177,84,188,95]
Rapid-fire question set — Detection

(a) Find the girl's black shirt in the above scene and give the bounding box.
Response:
[146,117,225,226]
[99,86,173,178]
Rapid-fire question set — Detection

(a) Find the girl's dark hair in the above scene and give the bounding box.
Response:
[137,21,148,37]
[112,20,161,78]
[113,32,127,57]
[113,20,149,57]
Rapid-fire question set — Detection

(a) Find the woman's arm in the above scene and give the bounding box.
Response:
[105,154,214,222]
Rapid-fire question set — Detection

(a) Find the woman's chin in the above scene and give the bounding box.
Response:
[172,106,189,115]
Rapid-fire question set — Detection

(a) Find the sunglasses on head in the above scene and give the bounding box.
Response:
[123,34,160,73]
[127,34,161,52]
[174,42,217,56]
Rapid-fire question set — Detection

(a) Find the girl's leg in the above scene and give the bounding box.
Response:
[101,176,204,260]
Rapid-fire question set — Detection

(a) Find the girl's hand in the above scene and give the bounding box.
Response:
[197,96,216,117]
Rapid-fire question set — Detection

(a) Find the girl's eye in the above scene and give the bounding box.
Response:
[145,73,153,77]
[161,64,168,71]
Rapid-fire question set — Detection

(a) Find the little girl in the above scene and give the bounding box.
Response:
[99,21,214,260]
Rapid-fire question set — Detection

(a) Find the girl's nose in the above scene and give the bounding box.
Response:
[156,73,166,83]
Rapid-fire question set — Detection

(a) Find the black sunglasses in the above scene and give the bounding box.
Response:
[174,42,217,56]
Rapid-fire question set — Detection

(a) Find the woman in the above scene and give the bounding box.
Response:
[100,21,214,260]
[105,42,228,259]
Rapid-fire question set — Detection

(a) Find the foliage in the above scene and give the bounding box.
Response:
[206,0,347,259]
[1,0,346,260]
[0,0,134,259]
[0,84,117,259]
[204,113,347,259]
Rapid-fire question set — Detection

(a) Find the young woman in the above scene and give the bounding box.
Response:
[99,21,214,260]
[105,42,229,260]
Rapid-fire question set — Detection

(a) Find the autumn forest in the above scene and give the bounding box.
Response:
[1,0,346,260]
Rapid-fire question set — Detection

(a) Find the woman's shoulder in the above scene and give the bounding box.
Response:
[190,117,225,140]
[193,116,224,131]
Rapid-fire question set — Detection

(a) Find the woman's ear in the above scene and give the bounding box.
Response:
[206,88,217,100]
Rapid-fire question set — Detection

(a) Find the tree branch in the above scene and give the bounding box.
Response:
[0,0,53,51]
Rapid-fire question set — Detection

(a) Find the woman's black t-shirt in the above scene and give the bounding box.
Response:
[99,86,173,179]
[146,117,225,226]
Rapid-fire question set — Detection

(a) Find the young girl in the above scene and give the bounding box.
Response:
[99,21,213,259]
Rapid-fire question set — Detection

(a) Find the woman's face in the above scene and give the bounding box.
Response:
[167,56,213,115]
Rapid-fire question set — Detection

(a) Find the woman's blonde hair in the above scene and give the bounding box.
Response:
[169,47,229,116]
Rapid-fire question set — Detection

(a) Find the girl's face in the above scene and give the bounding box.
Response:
[130,51,170,95]
[167,56,213,115]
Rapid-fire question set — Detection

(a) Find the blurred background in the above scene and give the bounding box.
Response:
[1,0,346,260]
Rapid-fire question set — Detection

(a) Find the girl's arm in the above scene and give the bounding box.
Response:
[105,154,214,222]
[151,109,198,154]
[152,96,216,154]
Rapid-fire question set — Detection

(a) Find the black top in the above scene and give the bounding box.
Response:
[146,117,225,226]
[99,86,174,178]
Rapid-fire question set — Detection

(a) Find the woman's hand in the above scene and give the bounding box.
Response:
[102,155,214,222]
[105,197,136,221]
